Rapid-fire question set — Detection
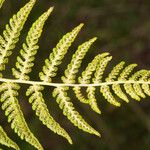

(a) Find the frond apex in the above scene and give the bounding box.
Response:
[39,23,84,83]
[0,0,36,75]
[12,7,52,80]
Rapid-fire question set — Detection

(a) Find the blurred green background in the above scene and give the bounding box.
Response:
[0,0,150,150]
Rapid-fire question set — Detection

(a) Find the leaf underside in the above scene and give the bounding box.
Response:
[0,0,150,150]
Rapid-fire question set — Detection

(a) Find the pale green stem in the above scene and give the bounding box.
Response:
[0,78,149,87]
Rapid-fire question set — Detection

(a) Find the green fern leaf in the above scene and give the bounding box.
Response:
[36,24,89,144]
[11,7,72,144]
[73,53,109,103]
[122,64,140,100]
[106,61,125,82]
[108,62,129,103]
[0,6,54,150]
[130,70,147,98]
[100,69,121,107]
[39,23,84,82]
[0,0,36,77]
[73,54,104,104]
[0,83,43,150]
[53,86,100,137]
[140,71,150,96]
[53,38,100,136]
[94,61,150,106]
[108,64,137,104]
[61,37,97,83]
[3,7,56,149]
[0,1,44,149]
[0,125,20,150]
[26,85,73,144]
[73,53,109,113]
[31,23,85,144]
[87,55,114,113]
[12,7,53,80]
[101,61,127,106]
[0,0,150,148]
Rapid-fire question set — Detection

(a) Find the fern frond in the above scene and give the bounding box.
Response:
[0,0,36,77]
[106,61,125,82]
[53,87,100,137]
[39,23,84,82]
[53,38,100,137]
[120,64,137,80]
[73,53,109,113]
[0,82,43,150]
[39,31,96,139]
[124,69,150,100]
[107,62,129,103]
[141,71,150,96]
[0,125,20,150]
[100,63,148,105]
[79,53,110,84]
[122,64,140,100]
[12,7,53,80]
[100,61,125,106]
[0,0,4,8]
[40,36,100,136]
[0,0,150,147]
[26,85,73,144]
[106,64,137,105]
[11,8,72,144]
[87,55,113,113]
[73,54,104,104]
[130,70,147,98]
[0,8,56,149]
[61,37,97,83]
